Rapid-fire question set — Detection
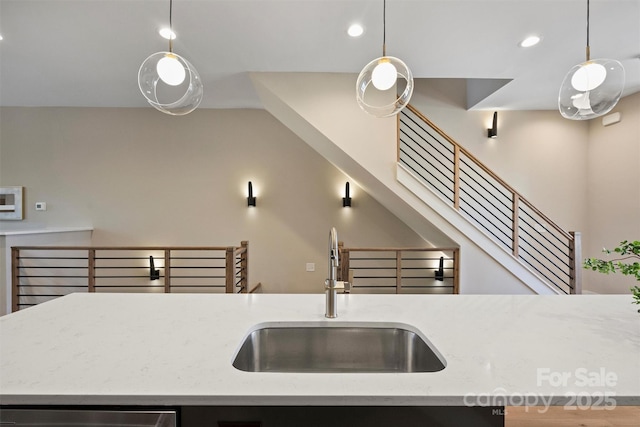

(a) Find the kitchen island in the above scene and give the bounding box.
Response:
[1,293,638,425]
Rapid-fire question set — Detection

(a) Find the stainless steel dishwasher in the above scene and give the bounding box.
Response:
[0,409,177,426]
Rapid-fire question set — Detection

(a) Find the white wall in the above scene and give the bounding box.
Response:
[0,107,430,298]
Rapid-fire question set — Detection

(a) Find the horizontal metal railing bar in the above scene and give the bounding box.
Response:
[458,170,512,208]
[459,194,513,239]
[458,188,512,229]
[17,266,87,269]
[164,276,226,279]
[94,257,165,260]
[162,285,225,288]
[401,132,454,168]
[354,276,398,279]
[15,283,87,288]
[519,222,570,257]
[459,169,513,220]
[401,276,453,280]
[459,175,513,226]
[519,208,571,250]
[401,285,455,288]
[352,285,397,288]
[400,144,455,183]
[18,275,88,278]
[94,276,154,279]
[518,246,570,289]
[17,257,88,260]
[518,258,570,294]
[158,266,225,269]
[400,147,454,186]
[349,265,451,268]
[95,285,168,293]
[519,228,571,269]
[400,150,455,193]
[459,203,512,249]
[400,129,455,176]
[399,158,456,203]
[460,156,512,201]
[18,294,68,298]
[399,154,454,194]
[401,111,455,156]
[95,257,225,261]
[13,246,235,251]
[401,121,455,158]
[348,247,458,252]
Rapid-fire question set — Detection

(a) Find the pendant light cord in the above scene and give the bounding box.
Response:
[585,0,590,61]
[169,0,174,53]
[382,0,386,57]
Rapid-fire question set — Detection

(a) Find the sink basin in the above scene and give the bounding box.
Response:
[232,322,446,373]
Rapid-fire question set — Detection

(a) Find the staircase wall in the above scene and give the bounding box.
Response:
[251,72,553,294]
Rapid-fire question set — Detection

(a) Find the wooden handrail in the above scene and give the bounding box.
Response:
[12,246,237,251]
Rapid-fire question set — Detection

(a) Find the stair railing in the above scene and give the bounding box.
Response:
[11,242,249,312]
[398,105,581,294]
[338,242,459,294]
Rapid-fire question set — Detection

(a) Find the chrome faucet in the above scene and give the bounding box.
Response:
[325,227,349,318]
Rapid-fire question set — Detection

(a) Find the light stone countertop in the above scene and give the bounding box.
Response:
[0,293,638,407]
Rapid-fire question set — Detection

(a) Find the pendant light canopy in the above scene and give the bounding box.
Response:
[138,0,203,115]
[558,0,624,120]
[356,0,413,118]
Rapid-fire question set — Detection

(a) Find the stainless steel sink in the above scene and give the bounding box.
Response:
[232,322,446,373]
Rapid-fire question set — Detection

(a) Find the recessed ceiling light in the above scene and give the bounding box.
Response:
[0,34,4,41]
[348,24,364,38]
[520,35,541,48]
[159,28,176,40]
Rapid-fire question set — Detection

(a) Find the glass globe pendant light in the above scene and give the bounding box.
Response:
[558,0,624,120]
[138,0,203,116]
[356,0,413,118]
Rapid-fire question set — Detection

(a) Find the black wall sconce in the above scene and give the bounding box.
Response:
[342,182,352,207]
[434,256,445,281]
[149,256,160,280]
[247,181,256,207]
[487,111,498,138]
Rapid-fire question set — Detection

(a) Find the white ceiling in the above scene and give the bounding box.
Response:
[1,0,639,111]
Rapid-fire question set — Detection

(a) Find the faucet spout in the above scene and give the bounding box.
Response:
[325,227,340,318]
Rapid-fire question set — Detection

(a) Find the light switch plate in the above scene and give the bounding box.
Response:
[35,202,47,211]
[306,263,315,272]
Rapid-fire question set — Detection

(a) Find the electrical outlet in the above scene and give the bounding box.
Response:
[306,263,315,272]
